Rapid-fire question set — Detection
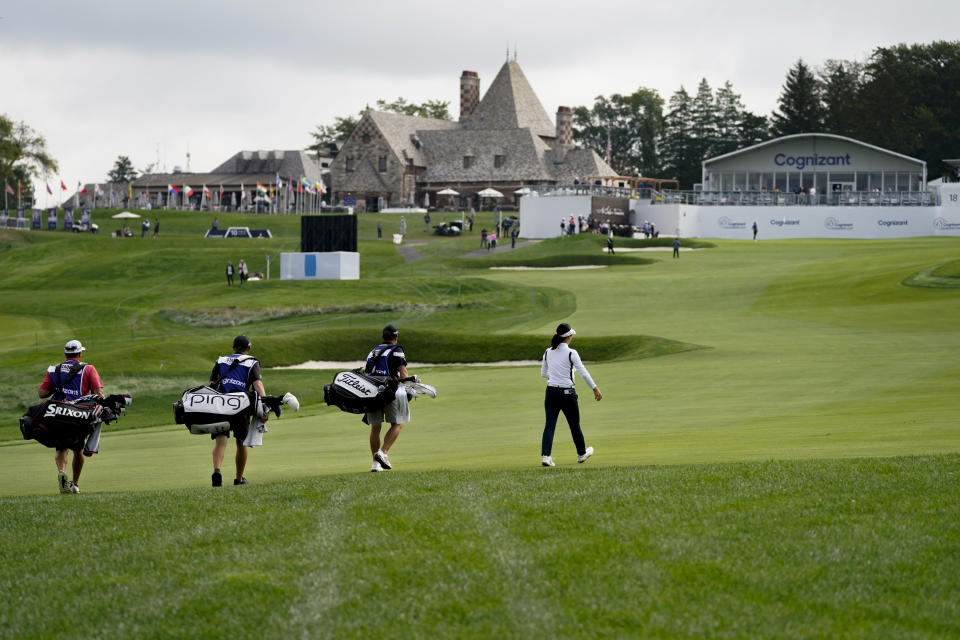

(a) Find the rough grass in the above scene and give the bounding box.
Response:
[1,456,957,639]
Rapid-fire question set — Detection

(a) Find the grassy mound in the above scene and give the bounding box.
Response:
[903,259,960,288]
[452,234,659,268]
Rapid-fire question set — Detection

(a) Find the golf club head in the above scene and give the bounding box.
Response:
[282,392,300,412]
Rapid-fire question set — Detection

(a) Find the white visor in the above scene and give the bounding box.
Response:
[561,328,576,338]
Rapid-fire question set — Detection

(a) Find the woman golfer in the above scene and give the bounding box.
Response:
[540,323,602,466]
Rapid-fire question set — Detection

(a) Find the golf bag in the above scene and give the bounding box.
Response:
[174,386,300,435]
[323,370,399,415]
[20,393,132,452]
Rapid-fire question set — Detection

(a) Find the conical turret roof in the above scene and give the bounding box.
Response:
[462,60,556,137]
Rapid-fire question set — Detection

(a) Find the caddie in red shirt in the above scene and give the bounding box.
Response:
[39,339,105,494]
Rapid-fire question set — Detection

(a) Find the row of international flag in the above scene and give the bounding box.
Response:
[6,177,326,198]
[5,174,326,207]
[162,174,326,199]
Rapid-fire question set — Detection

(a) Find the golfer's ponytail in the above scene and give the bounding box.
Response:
[550,323,573,350]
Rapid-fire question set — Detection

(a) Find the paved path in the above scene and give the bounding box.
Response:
[395,244,424,263]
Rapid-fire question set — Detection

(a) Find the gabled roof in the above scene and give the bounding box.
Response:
[703,133,925,167]
[208,150,326,182]
[364,110,458,166]
[462,61,556,138]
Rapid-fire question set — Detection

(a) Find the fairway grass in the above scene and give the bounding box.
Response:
[1,456,957,639]
[2,213,960,637]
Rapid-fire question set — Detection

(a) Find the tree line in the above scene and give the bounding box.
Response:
[577,40,960,187]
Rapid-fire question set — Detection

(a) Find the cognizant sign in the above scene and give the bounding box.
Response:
[774,153,852,171]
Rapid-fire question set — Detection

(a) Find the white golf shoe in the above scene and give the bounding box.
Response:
[374,450,392,470]
[541,456,555,467]
[577,447,594,463]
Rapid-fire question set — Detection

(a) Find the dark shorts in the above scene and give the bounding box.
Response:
[210,418,250,442]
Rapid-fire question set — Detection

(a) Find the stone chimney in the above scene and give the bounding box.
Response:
[460,71,480,121]
[554,106,573,161]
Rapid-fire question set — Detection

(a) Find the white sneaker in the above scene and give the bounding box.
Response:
[68,482,80,493]
[541,455,555,467]
[371,460,384,472]
[577,447,594,463]
[58,471,70,494]
[374,449,392,470]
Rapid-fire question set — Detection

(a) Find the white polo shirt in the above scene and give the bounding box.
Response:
[540,343,596,389]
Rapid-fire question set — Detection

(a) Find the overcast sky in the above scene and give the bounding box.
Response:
[3,0,958,202]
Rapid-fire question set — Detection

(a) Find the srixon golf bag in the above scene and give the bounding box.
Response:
[20,394,132,452]
[323,370,399,415]
[174,386,295,435]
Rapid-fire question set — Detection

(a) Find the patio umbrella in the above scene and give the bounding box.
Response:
[437,188,459,208]
[478,187,503,198]
[111,211,141,219]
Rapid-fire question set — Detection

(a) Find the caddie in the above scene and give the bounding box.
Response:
[365,324,412,472]
[208,335,266,487]
[38,339,105,494]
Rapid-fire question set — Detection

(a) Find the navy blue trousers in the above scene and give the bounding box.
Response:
[541,386,586,456]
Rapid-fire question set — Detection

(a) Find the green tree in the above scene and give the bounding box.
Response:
[0,114,57,193]
[572,87,664,176]
[713,81,747,156]
[660,86,699,187]
[374,97,451,120]
[309,115,360,154]
[770,59,823,136]
[820,59,864,137]
[856,41,960,179]
[690,78,718,162]
[107,155,138,184]
[309,98,451,154]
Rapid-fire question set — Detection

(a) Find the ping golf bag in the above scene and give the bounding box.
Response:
[323,370,399,415]
[20,393,132,453]
[174,386,299,435]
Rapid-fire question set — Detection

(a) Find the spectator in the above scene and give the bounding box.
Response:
[226,261,235,286]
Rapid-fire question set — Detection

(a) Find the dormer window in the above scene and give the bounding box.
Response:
[346,157,355,172]
[379,156,387,172]
[494,154,506,168]
[463,155,474,169]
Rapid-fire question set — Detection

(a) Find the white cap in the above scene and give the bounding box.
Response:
[64,339,85,354]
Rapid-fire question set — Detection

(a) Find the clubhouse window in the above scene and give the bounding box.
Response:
[379,156,387,172]
[494,154,506,168]
[345,157,354,172]
[463,155,474,169]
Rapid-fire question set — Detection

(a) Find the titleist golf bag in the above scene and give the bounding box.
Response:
[174,386,298,435]
[323,370,399,415]
[20,393,132,452]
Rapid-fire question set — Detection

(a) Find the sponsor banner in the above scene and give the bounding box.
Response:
[32,208,41,230]
[47,208,57,230]
[0,209,7,227]
[696,206,934,239]
[825,217,854,231]
[590,197,629,220]
[64,208,74,230]
[81,209,91,226]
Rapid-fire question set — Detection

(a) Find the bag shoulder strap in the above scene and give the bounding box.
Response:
[365,345,396,374]
[52,361,86,394]
[212,357,243,391]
